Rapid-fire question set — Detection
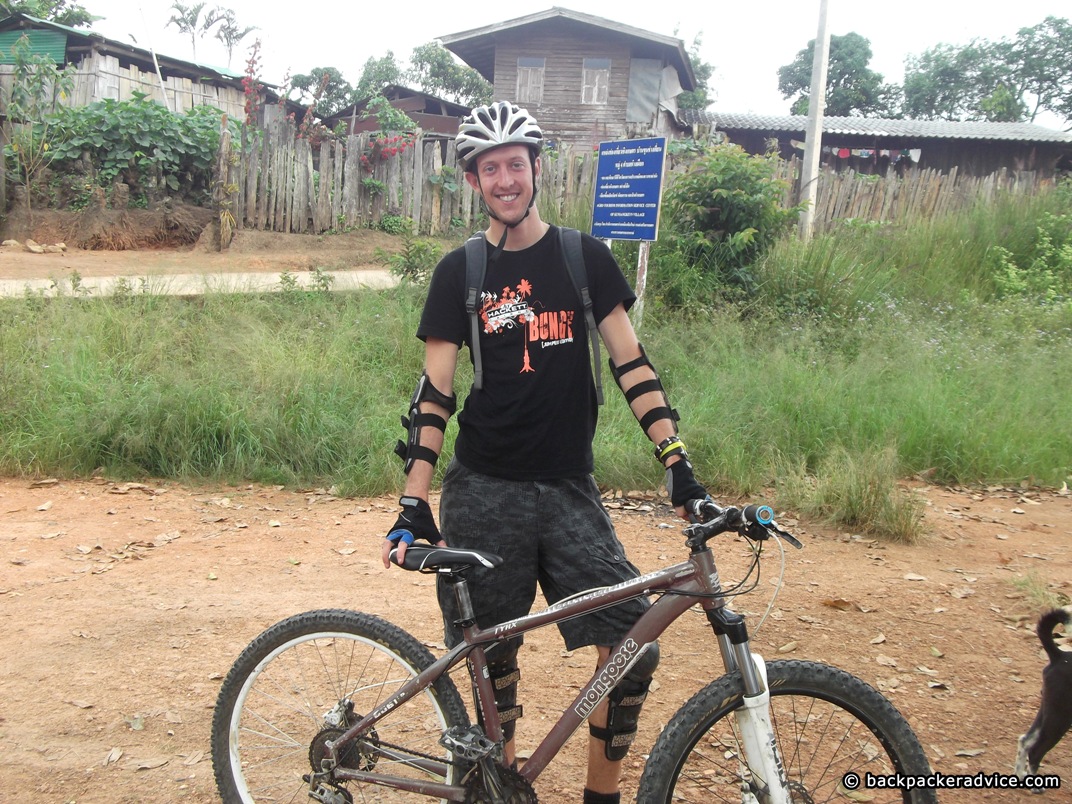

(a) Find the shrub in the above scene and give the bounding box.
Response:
[2,34,76,219]
[378,213,412,235]
[377,231,442,284]
[41,94,239,206]
[662,143,803,295]
[987,211,1072,303]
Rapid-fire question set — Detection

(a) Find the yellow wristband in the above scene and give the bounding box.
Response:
[655,436,687,464]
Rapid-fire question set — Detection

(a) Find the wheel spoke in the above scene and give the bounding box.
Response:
[638,660,936,804]
[212,610,469,803]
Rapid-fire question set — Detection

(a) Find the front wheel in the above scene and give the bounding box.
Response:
[210,609,469,803]
[638,659,937,804]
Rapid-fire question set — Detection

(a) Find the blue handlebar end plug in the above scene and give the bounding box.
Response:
[755,505,774,525]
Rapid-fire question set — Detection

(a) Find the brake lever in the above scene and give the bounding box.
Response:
[770,522,803,549]
[737,504,804,550]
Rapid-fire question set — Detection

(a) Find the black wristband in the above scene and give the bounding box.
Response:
[654,435,687,465]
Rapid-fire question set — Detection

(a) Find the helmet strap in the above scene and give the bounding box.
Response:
[489,224,510,263]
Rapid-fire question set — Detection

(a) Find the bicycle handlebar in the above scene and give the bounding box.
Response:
[684,499,803,549]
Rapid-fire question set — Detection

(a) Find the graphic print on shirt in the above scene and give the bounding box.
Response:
[480,278,576,375]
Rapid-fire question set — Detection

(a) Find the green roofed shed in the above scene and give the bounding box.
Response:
[0,28,67,64]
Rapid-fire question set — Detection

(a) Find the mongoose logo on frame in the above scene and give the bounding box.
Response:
[574,638,645,720]
[480,279,575,374]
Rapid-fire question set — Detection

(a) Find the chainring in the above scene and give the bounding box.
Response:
[464,763,539,803]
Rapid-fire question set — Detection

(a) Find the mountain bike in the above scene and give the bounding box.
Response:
[211,499,938,803]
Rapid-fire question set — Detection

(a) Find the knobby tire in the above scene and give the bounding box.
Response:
[638,659,938,804]
[210,609,469,803]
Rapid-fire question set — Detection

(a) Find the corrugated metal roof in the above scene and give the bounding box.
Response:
[680,109,1072,143]
[0,28,66,64]
[0,13,244,79]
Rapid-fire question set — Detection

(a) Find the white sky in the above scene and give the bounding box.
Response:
[83,0,1068,129]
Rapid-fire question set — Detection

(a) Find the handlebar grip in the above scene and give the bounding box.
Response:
[743,504,774,525]
[686,498,721,523]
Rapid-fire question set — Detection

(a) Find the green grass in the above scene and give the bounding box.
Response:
[1,186,1070,540]
[1011,571,1070,610]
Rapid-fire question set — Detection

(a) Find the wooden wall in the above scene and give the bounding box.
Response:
[491,21,656,148]
[0,52,246,119]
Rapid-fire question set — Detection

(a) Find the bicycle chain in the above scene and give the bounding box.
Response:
[316,737,537,802]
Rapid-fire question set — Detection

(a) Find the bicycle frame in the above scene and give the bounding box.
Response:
[324,541,787,801]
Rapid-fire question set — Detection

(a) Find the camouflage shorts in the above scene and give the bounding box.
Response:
[436,457,650,651]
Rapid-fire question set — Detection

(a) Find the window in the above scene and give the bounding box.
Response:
[582,58,610,105]
[517,57,545,104]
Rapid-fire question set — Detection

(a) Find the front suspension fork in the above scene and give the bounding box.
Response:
[707,607,792,804]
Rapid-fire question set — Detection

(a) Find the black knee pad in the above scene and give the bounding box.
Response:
[479,638,523,743]
[590,642,660,761]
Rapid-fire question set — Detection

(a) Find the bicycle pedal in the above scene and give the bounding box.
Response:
[439,724,498,761]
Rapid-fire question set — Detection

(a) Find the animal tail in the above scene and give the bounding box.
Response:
[1037,606,1072,664]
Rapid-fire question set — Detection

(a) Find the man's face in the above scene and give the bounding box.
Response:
[466,145,539,226]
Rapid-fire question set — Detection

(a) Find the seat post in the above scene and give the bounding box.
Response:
[444,571,477,629]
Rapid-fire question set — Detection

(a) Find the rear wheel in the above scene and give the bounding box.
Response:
[638,660,937,803]
[211,609,469,803]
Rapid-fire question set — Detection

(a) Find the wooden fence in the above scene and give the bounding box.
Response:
[217,120,1047,242]
[217,119,600,237]
[776,159,1044,232]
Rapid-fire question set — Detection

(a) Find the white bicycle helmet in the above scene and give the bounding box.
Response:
[456,101,543,171]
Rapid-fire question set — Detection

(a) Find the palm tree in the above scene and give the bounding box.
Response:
[166,1,223,62]
[214,9,257,69]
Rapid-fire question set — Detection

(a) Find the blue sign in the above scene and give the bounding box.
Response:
[591,137,667,241]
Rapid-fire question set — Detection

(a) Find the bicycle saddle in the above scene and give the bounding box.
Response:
[390,545,504,572]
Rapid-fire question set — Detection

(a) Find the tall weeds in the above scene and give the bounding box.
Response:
[1,186,1069,540]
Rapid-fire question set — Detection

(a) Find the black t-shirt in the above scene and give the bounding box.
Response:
[417,226,636,481]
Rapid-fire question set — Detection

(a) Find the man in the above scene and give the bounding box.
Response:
[383,101,709,804]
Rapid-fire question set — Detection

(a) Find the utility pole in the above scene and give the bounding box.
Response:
[799,0,832,241]
[137,5,173,112]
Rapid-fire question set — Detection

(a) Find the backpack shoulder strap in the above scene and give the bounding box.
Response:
[559,227,603,405]
[464,232,488,390]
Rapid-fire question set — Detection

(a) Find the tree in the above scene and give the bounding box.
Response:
[166,1,223,62]
[406,42,491,107]
[903,40,1022,121]
[1007,16,1072,123]
[0,0,95,27]
[289,67,352,118]
[213,8,256,69]
[778,32,899,117]
[677,33,715,111]
[902,17,1072,125]
[353,52,404,101]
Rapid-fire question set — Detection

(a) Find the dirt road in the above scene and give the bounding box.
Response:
[1,230,1070,802]
[1,477,1069,803]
